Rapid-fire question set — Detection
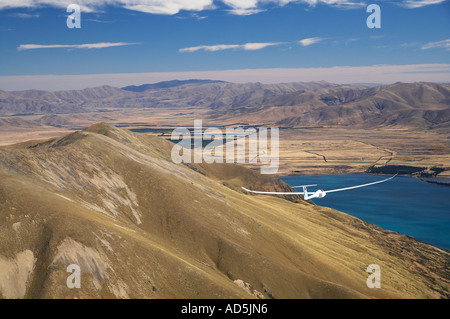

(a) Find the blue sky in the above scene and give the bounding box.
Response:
[0,0,449,90]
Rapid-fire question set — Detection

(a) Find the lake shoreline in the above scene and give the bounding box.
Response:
[279,171,450,186]
[417,176,450,186]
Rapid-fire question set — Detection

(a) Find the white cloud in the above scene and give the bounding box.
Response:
[226,7,265,14]
[8,12,40,18]
[299,37,323,46]
[401,0,447,9]
[222,0,258,8]
[0,0,420,17]
[121,0,214,15]
[180,42,281,52]
[180,44,241,52]
[222,0,264,14]
[85,18,115,23]
[421,39,450,51]
[17,42,137,50]
[243,42,282,50]
[222,0,367,15]
[0,0,445,17]
[0,0,33,10]
[0,0,215,15]
[300,0,366,8]
[0,0,96,13]
[181,38,335,52]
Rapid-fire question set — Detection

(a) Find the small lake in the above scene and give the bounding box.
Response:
[281,174,450,250]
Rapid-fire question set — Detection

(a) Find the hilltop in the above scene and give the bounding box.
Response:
[0,124,448,299]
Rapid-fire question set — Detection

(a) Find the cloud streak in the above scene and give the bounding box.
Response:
[401,0,447,9]
[180,37,358,52]
[421,39,450,51]
[0,0,215,15]
[1,0,444,16]
[8,12,40,18]
[299,37,324,46]
[179,42,282,52]
[17,42,137,50]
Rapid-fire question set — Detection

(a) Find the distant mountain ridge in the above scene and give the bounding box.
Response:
[122,79,227,92]
[1,80,449,129]
[0,80,337,115]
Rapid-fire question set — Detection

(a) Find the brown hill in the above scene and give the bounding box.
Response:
[0,124,448,299]
[1,81,448,129]
[2,86,129,115]
[0,81,335,115]
[0,117,41,129]
[210,82,450,129]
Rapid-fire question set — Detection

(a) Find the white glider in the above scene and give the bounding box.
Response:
[241,173,398,200]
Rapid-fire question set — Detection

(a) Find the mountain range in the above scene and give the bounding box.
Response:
[0,123,448,299]
[1,80,448,130]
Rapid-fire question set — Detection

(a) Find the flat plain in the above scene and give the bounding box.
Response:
[1,106,449,177]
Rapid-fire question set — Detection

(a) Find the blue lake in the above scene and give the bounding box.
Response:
[281,174,450,251]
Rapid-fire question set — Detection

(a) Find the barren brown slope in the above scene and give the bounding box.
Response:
[0,123,448,299]
[0,81,335,116]
[211,82,450,129]
[2,82,448,129]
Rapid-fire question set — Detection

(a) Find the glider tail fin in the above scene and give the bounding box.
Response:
[302,186,311,200]
[292,184,317,200]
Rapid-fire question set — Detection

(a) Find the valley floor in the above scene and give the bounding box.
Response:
[1,108,449,178]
